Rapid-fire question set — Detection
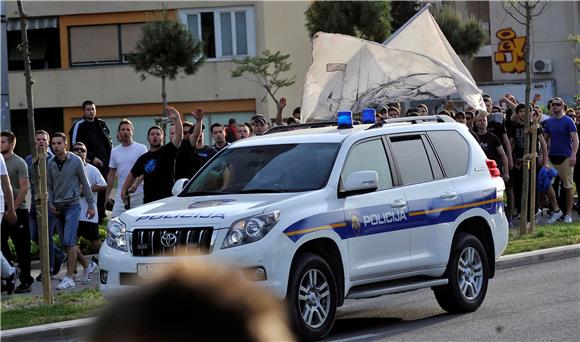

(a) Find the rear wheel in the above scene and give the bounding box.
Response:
[287,253,337,340]
[434,233,489,313]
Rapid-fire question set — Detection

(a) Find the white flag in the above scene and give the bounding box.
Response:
[301,6,485,122]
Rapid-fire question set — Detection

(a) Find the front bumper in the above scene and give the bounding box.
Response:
[99,230,294,300]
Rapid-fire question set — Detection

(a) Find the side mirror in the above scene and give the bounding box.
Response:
[172,178,189,196]
[340,171,378,197]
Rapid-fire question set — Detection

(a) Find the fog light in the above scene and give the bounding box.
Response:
[243,267,267,281]
[100,270,108,284]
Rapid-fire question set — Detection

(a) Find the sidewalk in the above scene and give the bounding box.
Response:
[2,244,579,342]
[511,204,580,227]
[21,254,100,297]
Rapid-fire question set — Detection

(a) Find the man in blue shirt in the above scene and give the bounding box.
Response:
[544,97,579,223]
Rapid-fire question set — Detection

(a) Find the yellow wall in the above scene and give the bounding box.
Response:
[59,10,176,68]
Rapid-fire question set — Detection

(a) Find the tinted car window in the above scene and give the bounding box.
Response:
[342,139,393,190]
[183,143,340,194]
[390,136,434,185]
[428,130,469,177]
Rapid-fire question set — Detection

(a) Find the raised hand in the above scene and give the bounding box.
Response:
[192,107,205,121]
[278,97,287,110]
[166,106,180,120]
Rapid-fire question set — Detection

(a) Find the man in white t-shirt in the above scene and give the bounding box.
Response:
[106,119,147,218]
[72,142,107,284]
[1,154,18,294]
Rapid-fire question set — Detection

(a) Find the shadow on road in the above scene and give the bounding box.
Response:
[326,312,463,341]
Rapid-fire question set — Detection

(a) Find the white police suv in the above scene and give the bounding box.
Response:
[99,115,508,340]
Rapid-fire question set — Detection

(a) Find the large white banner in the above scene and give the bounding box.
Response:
[301,6,485,122]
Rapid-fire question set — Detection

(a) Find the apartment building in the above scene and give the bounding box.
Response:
[4,1,311,154]
[3,1,578,154]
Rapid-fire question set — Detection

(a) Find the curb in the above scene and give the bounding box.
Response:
[2,244,579,342]
[0,318,93,342]
[496,243,580,270]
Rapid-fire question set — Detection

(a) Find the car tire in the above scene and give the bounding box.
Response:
[287,253,337,340]
[433,232,489,313]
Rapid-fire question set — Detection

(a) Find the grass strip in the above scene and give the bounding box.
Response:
[1,288,107,330]
[505,223,580,255]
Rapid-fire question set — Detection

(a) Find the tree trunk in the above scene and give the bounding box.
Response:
[161,75,167,115]
[529,117,538,233]
[519,1,532,236]
[161,75,167,143]
[17,0,52,304]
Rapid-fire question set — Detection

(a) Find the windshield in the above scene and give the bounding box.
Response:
[182,143,340,195]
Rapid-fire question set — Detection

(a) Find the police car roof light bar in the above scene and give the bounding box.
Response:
[264,121,338,135]
[367,115,455,130]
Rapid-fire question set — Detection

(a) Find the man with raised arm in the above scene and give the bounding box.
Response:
[122,106,183,204]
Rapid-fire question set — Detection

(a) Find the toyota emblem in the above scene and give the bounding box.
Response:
[160,233,178,248]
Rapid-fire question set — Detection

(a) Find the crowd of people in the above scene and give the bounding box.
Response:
[1,94,579,294]
[0,98,301,294]
[378,94,580,227]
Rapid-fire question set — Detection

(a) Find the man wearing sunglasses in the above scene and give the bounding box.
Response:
[72,142,106,284]
[544,97,579,224]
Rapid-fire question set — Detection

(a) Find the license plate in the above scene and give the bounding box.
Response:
[137,263,170,278]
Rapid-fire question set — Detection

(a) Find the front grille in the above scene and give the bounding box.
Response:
[131,228,213,257]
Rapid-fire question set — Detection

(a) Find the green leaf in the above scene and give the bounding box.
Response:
[434,6,488,57]
[304,1,392,43]
[127,9,205,97]
[230,50,295,104]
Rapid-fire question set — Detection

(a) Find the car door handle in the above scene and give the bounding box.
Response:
[391,199,407,208]
[440,191,458,201]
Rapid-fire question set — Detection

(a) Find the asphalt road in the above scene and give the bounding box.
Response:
[325,256,580,342]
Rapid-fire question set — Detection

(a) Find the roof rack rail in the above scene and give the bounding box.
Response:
[367,115,455,129]
[264,121,338,134]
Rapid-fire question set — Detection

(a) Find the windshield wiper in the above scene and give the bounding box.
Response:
[180,191,229,197]
[235,189,291,194]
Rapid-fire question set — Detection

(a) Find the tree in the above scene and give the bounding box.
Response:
[305,1,392,43]
[503,0,549,236]
[17,0,52,304]
[127,10,205,116]
[391,0,423,32]
[434,6,488,57]
[230,50,295,107]
[567,34,580,76]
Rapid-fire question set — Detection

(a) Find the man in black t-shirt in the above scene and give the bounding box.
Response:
[475,113,509,182]
[508,105,548,216]
[190,108,217,173]
[122,106,183,204]
[487,111,514,171]
[174,108,217,180]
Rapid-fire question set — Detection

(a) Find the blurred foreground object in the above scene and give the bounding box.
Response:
[90,259,295,342]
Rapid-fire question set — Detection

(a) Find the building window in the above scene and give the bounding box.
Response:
[68,23,144,66]
[179,6,255,60]
[7,27,61,70]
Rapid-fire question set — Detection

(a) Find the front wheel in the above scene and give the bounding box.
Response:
[287,253,337,340]
[433,233,490,313]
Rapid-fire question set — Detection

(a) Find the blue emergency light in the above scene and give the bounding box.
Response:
[337,110,353,129]
[362,108,376,124]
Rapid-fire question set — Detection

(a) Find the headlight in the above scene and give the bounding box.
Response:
[222,210,280,249]
[106,217,128,252]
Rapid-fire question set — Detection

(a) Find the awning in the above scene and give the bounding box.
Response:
[7,17,58,31]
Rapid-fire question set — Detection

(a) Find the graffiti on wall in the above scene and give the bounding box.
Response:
[494,28,526,74]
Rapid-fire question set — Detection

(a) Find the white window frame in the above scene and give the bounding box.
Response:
[179,6,256,60]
